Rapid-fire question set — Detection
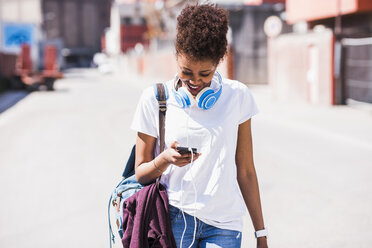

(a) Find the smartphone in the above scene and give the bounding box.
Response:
[176,146,198,155]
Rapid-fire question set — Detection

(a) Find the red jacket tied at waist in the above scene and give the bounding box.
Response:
[121,182,177,248]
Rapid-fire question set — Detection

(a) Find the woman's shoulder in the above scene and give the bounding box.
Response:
[138,79,173,104]
[221,77,259,120]
[221,77,253,94]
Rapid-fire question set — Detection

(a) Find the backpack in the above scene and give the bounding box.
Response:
[108,83,168,248]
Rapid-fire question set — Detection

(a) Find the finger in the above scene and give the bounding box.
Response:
[174,161,189,167]
[179,153,191,158]
[177,156,199,166]
[189,152,200,159]
[179,153,199,160]
[174,153,200,166]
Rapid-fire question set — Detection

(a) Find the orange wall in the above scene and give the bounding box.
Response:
[286,0,372,24]
[359,0,372,10]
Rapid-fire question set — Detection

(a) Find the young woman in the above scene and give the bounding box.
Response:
[131,4,268,248]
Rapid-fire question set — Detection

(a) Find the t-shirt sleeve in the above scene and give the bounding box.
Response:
[239,84,259,124]
[130,87,158,138]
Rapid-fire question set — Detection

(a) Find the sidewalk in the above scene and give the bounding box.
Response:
[250,84,372,152]
[108,70,372,247]
[0,69,371,248]
[244,85,372,247]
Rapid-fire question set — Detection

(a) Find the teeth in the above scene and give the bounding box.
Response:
[188,84,198,89]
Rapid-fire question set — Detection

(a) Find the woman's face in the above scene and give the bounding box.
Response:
[176,53,217,97]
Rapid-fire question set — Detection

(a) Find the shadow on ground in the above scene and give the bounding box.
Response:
[0,90,29,114]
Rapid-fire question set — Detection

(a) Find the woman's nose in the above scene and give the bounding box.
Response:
[190,77,202,85]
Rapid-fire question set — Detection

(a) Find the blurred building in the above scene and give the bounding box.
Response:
[113,0,149,54]
[105,0,194,56]
[0,0,112,71]
[220,0,288,85]
[108,0,289,84]
[0,0,43,92]
[41,0,111,68]
[269,0,372,105]
[0,0,42,66]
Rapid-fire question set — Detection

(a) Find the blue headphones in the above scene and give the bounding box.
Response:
[173,71,223,110]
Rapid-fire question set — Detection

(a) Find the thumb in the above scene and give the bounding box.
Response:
[170,141,179,149]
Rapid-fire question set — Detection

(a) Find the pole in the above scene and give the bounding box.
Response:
[335,0,341,37]
[18,0,22,22]
[334,0,344,104]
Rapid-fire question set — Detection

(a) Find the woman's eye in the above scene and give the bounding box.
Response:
[182,71,193,76]
[200,73,210,77]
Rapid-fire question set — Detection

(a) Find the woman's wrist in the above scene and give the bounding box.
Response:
[257,236,268,247]
[154,151,171,172]
[152,158,163,173]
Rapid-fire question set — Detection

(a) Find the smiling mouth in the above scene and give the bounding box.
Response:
[188,83,200,90]
[185,82,202,94]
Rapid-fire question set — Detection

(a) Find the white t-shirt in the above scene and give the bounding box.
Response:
[131,75,259,231]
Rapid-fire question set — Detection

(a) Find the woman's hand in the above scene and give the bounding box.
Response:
[162,141,201,167]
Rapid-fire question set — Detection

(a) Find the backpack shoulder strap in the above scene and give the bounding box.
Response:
[153,83,168,152]
[153,83,168,188]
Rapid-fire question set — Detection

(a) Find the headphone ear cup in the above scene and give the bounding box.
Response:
[201,94,219,110]
[174,87,193,108]
[196,87,214,110]
[173,89,186,108]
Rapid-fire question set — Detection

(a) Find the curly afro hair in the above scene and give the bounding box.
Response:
[175,4,229,65]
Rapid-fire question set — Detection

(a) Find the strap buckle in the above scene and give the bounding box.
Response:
[158,100,167,112]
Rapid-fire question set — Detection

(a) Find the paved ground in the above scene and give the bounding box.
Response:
[0,68,371,248]
[247,85,372,247]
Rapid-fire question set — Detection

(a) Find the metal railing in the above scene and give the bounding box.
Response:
[341,37,372,104]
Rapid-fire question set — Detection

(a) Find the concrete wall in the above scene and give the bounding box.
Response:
[268,29,335,105]
[228,4,288,85]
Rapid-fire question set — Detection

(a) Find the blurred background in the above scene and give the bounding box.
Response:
[0,0,372,247]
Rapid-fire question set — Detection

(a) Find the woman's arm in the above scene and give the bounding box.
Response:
[135,132,200,185]
[236,119,268,248]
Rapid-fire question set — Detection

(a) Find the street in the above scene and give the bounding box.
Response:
[0,69,372,248]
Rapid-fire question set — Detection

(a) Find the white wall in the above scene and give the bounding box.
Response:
[0,0,42,23]
[105,2,121,56]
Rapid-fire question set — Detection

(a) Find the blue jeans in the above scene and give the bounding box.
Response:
[169,205,242,248]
